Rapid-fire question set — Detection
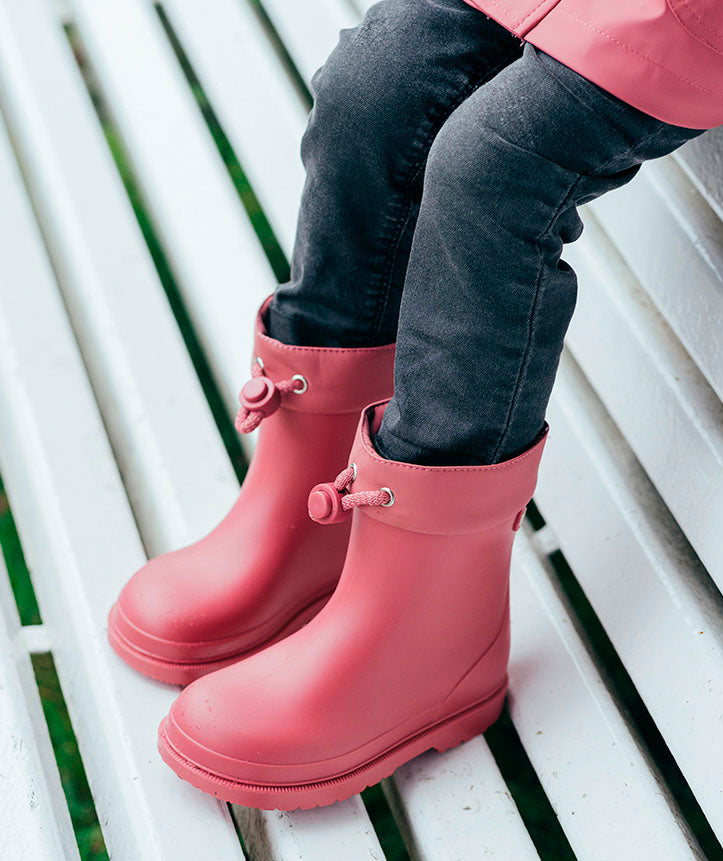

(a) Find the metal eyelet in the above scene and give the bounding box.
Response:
[254,356,265,371]
[380,487,395,507]
[291,373,308,394]
[349,462,358,481]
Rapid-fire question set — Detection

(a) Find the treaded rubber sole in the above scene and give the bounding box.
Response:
[107,591,333,685]
[157,678,508,810]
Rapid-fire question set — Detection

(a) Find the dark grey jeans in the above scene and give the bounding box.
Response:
[266,0,703,465]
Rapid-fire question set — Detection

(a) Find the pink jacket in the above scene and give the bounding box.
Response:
[463,0,723,129]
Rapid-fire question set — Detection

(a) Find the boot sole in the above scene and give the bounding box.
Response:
[107,591,333,685]
[157,677,508,810]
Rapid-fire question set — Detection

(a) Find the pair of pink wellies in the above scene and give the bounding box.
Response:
[108,297,548,810]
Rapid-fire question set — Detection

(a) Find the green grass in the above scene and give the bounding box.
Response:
[0,476,40,626]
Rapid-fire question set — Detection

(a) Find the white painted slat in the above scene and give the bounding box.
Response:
[232,797,384,861]
[508,526,704,860]
[565,213,723,583]
[66,0,274,429]
[161,0,308,256]
[383,740,539,860]
[50,0,71,20]
[0,0,237,554]
[590,156,723,402]
[676,128,723,222]
[19,624,53,656]
[0,556,79,861]
[529,523,558,557]
[535,351,723,843]
[0,112,245,860]
[261,0,358,84]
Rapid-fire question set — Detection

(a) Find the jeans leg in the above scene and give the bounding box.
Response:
[266,0,523,348]
[375,43,704,465]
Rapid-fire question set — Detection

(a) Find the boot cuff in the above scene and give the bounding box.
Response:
[346,400,548,535]
[250,297,395,415]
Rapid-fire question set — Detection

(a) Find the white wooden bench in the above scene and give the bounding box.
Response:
[0,0,720,858]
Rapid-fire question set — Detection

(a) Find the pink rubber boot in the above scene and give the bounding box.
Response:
[108,299,395,684]
[158,399,548,809]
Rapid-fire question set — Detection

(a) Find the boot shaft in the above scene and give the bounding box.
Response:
[310,400,548,707]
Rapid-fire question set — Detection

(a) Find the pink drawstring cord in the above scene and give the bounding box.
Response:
[234,363,305,434]
[333,466,392,511]
[308,465,393,524]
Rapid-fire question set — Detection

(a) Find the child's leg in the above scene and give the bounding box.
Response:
[375,43,704,466]
[266,0,523,348]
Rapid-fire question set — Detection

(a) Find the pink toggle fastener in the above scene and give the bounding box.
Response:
[239,376,281,416]
[308,482,349,525]
[308,463,394,525]
[235,361,307,434]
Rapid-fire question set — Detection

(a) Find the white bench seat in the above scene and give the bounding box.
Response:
[0,0,720,858]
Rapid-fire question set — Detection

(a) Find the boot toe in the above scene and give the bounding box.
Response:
[161,672,284,784]
[111,549,252,663]
[108,535,340,685]
[114,554,201,655]
[159,647,337,786]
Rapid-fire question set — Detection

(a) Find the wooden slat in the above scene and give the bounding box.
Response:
[383,739,539,860]
[0,556,79,861]
[590,156,723,402]
[535,350,723,844]
[50,0,71,19]
[0,0,237,555]
[18,623,53,656]
[65,0,274,429]
[508,526,704,859]
[160,0,308,255]
[261,0,358,84]
[676,127,723,222]
[0,109,245,861]
[350,0,376,15]
[232,800,384,861]
[565,212,723,583]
